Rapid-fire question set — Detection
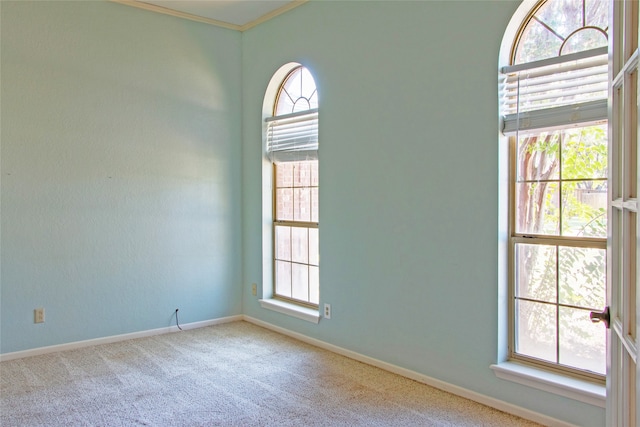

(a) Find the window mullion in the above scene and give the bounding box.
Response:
[289,226,293,299]
[555,244,560,365]
[559,131,563,236]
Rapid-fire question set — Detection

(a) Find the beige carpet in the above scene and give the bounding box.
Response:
[1,321,541,426]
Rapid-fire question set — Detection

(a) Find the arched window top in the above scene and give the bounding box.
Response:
[274,66,318,116]
[266,64,318,162]
[512,0,609,65]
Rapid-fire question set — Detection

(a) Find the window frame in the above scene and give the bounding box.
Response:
[260,63,321,315]
[503,0,609,383]
[507,130,607,383]
[272,161,319,308]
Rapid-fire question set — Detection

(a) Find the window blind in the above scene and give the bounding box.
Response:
[266,108,318,162]
[501,47,608,135]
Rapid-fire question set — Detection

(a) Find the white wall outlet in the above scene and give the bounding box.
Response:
[324,303,331,319]
[34,308,45,324]
[251,283,257,296]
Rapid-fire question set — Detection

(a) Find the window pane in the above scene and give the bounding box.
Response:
[275,226,291,261]
[276,189,293,221]
[613,86,624,200]
[516,300,557,363]
[628,212,638,340]
[308,92,318,111]
[559,307,606,374]
[311,188,319,223]
[561,125,608,180]
[309,228,319,266]
[277,69,302,116]
[515,244,557,303]
[276,261,291,298]
[310,161,319,186]
[513,0,609,63]
[629,70,638,199]
[614,209,624,316]
[275,92,295,116]
[561,180,607,237]
[300,67,318,108]
[515,19,563,63]
[276,163,294,188]
[559,246,606,309]
[294,188,311,222]
[291,227,308,264]
[515,182,559,235]
[561,28,609,54]
[585,0,609,29]
[517,133,560,181]
[309,266,319,304]
[535,1,583,46]
[292,264,309,301]
[293,98,311,113]
[293,162,311,187]
[275,67,318,115]
[283,69,302,100]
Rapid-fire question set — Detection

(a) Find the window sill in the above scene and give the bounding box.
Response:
[490,362,605,408]
[259,299,321,324]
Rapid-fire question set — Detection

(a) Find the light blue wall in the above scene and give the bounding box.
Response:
[241,1,605,426]
[0,1,243,353]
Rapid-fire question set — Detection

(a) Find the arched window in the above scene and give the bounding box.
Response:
[501,0,608,380]
[512,0,608,63]
[274,66,318,115]
[265,65,319,308]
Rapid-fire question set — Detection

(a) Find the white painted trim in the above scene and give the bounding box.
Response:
[0,315,243,362]
[110,0,242,30]
[240,1,308,32]
[491,362,606,408]
[109,0,308,32]
[259,299,320,324]
[243,315,582,427]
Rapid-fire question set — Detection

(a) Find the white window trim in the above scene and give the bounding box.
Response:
[495,0,608,406]
[259,298,321,324]
[491,361,605,408]
[260,62,322,319]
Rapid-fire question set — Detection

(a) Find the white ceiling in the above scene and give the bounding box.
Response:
[134,0,301,29]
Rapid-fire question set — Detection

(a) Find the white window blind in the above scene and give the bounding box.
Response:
[266,109,318,162]
[501,47,608,135]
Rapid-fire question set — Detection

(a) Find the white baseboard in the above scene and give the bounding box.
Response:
[0,314,581,427]
[243,315,579,427]
[0,315,243,362]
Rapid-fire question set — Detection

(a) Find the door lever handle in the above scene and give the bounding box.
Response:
[590,306,610,329]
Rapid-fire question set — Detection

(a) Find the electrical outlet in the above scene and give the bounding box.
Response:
[34,308,45,324]
[252,283,257,296]
[324,303,331,319]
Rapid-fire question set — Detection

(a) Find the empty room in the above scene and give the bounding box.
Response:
[2,0,637,426]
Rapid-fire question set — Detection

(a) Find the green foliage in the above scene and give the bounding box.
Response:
[517,125,607,237]
[516,125,607,373]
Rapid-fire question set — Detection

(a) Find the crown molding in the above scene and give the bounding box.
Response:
[239,0,307,31]
[110,0,308,32]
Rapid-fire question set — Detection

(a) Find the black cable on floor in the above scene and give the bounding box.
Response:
[175,308,183,330]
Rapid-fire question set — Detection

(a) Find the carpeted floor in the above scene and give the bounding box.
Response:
[1,321,542,426]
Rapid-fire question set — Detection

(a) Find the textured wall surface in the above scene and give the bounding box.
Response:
[1,1,243,353]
